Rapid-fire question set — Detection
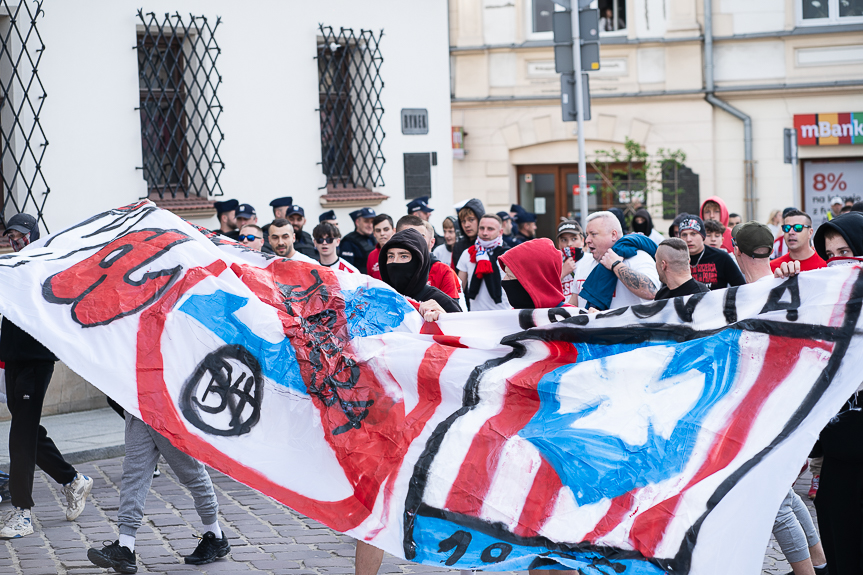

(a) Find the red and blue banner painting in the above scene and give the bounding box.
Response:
[0,201,861,574]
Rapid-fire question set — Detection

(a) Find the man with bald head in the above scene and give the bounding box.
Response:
[654,238,709,300]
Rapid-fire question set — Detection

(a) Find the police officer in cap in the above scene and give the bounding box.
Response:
[339,207,377,274]
[498,211,518,248]
[212,199,240,240]
[319,210,338,228]
[407,196,443,247]
[262,197,293,241]
[511,204,538,244]
[286,204,318,261]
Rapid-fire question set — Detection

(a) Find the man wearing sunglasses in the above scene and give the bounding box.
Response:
[238,224,264,252]
[313,223,359,273]
[770,209,825,276]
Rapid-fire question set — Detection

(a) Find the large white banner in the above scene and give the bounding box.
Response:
[0,201,859,575]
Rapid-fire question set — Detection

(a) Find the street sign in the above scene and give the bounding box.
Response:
[579,9,599,41]
[581,42,600,71]
[573,184,597,195]
[553,12,573,73]
[560,72,591,122]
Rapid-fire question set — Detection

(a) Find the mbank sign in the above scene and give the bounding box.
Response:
[794,112,863,146]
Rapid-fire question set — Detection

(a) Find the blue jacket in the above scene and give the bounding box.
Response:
[579,234,657,311]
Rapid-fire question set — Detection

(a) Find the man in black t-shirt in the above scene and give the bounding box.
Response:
[678,216,745,290]
[654,238,709,300]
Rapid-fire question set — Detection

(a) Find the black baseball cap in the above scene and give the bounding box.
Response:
[4,213,37,235]
[731,221,774,258]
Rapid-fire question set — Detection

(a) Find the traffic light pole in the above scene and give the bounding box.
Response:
[571,8,589,230]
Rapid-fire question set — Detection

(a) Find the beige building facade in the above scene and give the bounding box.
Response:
[449,0,863,237]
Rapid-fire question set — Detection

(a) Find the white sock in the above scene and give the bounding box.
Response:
[814,564,827,570]
[203,521,222,539]
[119,534,135,552]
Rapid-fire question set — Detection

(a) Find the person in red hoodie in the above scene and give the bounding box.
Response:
[700,196,735,253]
[498,238,573,309]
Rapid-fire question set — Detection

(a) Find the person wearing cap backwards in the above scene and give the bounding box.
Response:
[267,218,318,264]
[0,214,94,539]
[312,223,358,273]
[285,204,318,261]
[211,199,240,241]
[730,221,831,575]
[497,211,518,248]
[678,215,744,290]
[406,196,444,247]
[557,220,585,302]
[456,214,511,311]
[318,209,338,228]
[234,204,258,231]
[339,208,377,274]
[367,214,394,280]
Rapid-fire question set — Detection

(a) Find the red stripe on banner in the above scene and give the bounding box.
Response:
[513,458,563,538]
[629,336,825,556]
[444,342,574,519]
[584,491,636,542]
[137,261,459,532]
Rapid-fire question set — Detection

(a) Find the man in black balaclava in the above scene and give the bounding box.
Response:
[631,208,664,245]
[380,229,461,313]
[809,211,863,575]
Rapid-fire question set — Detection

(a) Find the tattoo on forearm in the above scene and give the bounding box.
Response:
[616,265,658,297]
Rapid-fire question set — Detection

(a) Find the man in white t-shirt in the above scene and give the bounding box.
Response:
[569,211,660,309]
[268,218,319,265]
[456,214,510,311]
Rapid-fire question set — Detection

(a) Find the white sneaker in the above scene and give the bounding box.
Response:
[63,473,93,521]
[0,507,33,539]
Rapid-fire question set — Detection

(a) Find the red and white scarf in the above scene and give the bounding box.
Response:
[468,236,503,278]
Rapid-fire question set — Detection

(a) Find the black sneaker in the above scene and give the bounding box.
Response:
[87,540,137,574]
[183,531,230,565]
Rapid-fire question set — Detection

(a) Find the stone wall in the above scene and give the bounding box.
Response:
[0,362,107,421]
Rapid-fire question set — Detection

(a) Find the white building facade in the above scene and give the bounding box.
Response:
[0,0,453,243]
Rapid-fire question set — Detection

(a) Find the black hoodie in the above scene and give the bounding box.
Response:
[813,211,863,260]
[631,208,654,235]
[450,199,485,273]
[669,212,692,238]
[380,229,461,312]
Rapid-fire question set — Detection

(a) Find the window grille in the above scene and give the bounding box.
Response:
[136,10,224,201]
[0,0,50,234]
[317,25,385,193]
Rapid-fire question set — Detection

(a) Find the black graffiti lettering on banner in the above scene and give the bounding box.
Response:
[547,307,572,323]
[760,275,801,321]
[673,292,707,323]
[44,200,156,248]
[279,269,371,436]
[436,530,513,566]
[438,530,471,566]
[723,287,739,324]
[180,344,263,437]
[632,299,668,319]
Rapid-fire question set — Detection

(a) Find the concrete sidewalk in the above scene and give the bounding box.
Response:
[0,407,125,472]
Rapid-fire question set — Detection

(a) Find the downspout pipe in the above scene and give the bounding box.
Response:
[703,0,755,221]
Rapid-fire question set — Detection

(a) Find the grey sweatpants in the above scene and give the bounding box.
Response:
[772,488,820,564]
[117,414,219,537]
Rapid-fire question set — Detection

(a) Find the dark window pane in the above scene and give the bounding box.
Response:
[802,0,829,19]
[840,0,863,17]
[533,0,554,33]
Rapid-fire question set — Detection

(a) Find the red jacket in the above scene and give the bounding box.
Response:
[367,247,382,280]
[428,261,461,300]
[498,238,570,308]
[701,195,734,253]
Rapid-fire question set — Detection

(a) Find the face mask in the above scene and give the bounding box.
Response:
[632,220,649,235]
[10,232,30,252]
[386,260,420,295]
[827,256,863,268]
[502,279,535,309]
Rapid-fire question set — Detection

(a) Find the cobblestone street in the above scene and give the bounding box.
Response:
[0,455,815,575]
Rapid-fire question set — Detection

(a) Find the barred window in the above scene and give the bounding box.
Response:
[136,10,224,202]
[0,0,50,237]
[317,25,386,201]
